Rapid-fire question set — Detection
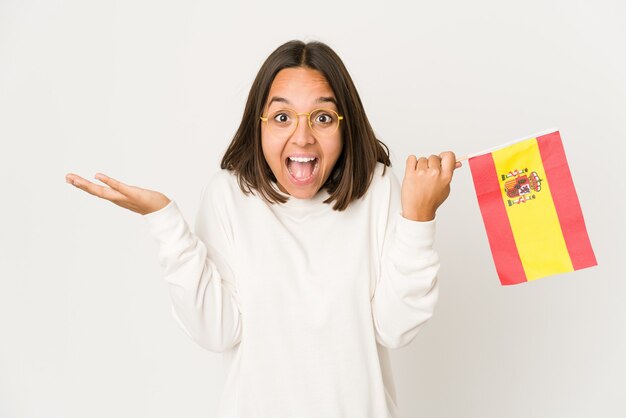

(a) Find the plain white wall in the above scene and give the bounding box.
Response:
[1,0,624,417]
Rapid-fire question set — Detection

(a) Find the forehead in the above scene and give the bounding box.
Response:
[266,67,335,106]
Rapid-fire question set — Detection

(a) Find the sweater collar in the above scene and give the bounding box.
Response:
[270,180,332,209]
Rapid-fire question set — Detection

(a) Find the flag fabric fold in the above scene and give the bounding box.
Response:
[468,129,597,285]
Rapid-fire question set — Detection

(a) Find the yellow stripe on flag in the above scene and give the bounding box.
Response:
[491,138,573,281]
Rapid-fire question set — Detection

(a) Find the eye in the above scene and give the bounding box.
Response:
[272,112,290,123]
[270,110,296,125]
[314,112,335,124]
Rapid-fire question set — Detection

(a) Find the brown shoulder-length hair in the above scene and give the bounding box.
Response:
[220,40,391,211]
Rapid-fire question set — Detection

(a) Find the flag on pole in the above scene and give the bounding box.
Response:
[468,129,597,285]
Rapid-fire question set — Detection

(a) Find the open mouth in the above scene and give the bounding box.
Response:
[285,156,319,183]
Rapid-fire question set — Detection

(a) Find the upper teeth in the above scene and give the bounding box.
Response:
[289,156,316,162]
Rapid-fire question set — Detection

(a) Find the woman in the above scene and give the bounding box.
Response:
[65,40,460,418]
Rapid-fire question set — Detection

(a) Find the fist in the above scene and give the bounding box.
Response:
[400,151,460,221]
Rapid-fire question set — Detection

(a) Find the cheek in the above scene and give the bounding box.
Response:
[260,134,282,168]
[327,136,343,162]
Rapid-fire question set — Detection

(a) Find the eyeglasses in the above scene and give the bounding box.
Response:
[260,108,343,138]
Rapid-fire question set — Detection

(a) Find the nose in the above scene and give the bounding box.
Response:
[289,114,316,146]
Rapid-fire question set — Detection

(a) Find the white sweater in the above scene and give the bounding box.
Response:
[142,162,440,418]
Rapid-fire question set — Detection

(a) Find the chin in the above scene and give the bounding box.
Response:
[281,181,319,199]
[289,188,318,199]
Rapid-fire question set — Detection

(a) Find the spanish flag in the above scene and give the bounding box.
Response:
[468,129,597,285]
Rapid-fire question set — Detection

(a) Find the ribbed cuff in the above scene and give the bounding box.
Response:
[142,200,185,244]
[394,212,436,253]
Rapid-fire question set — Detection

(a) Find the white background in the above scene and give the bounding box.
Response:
[1,0,625,417]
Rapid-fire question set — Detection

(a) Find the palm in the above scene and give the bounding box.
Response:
[65,172,170,215]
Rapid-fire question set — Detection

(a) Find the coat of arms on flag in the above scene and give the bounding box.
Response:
[467,129,597,285]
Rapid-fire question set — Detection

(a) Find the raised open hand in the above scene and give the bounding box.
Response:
[65,172,171,216]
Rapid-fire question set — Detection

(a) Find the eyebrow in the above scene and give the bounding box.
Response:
[267,96,338,108]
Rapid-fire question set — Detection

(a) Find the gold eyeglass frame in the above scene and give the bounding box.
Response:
[260,108,344,137]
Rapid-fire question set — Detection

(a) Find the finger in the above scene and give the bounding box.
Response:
[439,150,456,161]
[416,156,429,171]
[67,174,125,201]
[65,174,85,187]
[94,173,134,195]
[405,155,418,172]
[440,151,456,173]
[65,173,77,184]
[427,154,441,169]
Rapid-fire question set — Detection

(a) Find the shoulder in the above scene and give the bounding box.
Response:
[368,161,399,196]
[196,169,244,218]
[358,162,403,219]
[373,161,390,179]
[205,168,238,189]
[201,169,240,199]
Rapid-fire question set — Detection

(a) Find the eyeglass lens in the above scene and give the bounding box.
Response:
[266,109,340,137]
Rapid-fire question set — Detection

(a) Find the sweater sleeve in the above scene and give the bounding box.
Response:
[370,168,440,349]
[142,177,242,353]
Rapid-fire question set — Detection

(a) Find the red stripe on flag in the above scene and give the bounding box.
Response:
[469,153,527,285]
[536,131,597,270]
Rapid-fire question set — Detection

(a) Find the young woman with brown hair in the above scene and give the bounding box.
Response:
[65,39,460,418]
